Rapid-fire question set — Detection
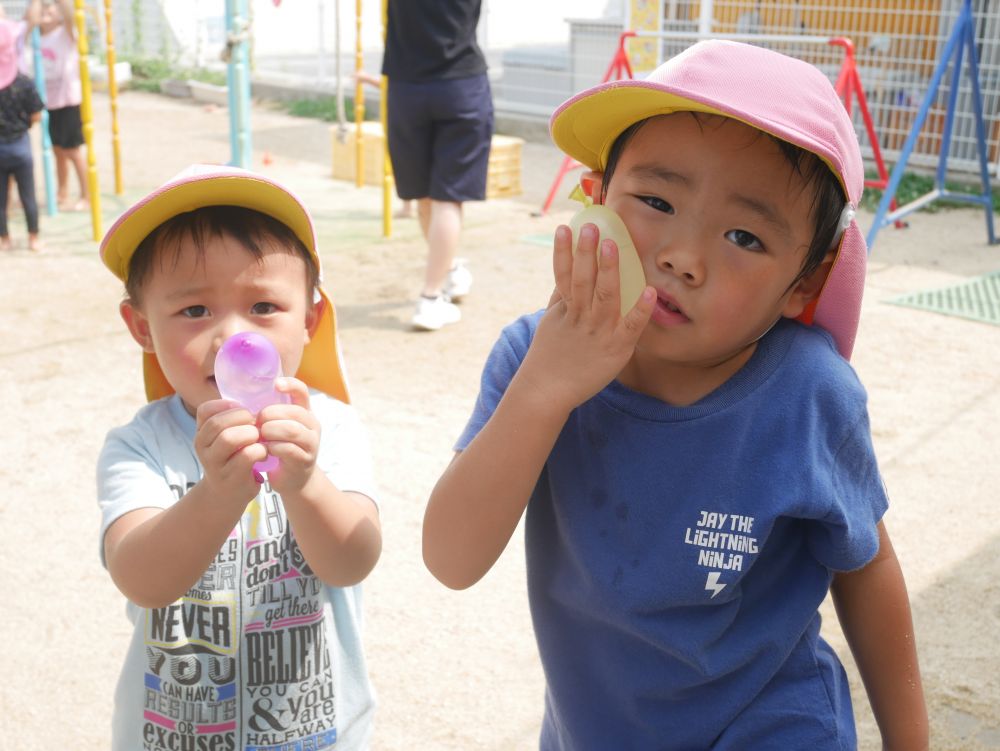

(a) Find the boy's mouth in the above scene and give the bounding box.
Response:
[654,293,690,323]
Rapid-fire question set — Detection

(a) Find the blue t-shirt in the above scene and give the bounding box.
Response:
[457,314,887,750]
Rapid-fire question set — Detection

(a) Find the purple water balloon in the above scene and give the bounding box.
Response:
[214,332,290,475]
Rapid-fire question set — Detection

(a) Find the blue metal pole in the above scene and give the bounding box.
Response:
[961,14,997,244]
[866,15,963,248]
[935,16,966,189]
[30,27,57,216]
[238,0,252,167]
[225,0,252,169]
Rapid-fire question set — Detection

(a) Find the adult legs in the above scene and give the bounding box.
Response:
[417,198,463,297]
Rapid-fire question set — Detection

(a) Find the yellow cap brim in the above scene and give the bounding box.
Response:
[550,82,848,199]
[101,169,317,282]
[551,87,729,172]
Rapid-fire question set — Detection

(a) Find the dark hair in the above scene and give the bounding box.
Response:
[600,114,846,284]
[125,205,319,304]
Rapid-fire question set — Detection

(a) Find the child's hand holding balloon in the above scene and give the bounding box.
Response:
[214,332,291,475]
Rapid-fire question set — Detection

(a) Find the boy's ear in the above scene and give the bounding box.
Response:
[580,171,605,204]
[304,293,323,343]
[782,252,835,319]
[119,300,155,353]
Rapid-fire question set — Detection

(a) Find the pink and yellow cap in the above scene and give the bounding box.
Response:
[100,164,351,403]
[550,40,867,360]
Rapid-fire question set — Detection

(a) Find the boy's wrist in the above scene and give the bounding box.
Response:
[195,472,259,515]
[506,368,578,424]
[270,463,327,505]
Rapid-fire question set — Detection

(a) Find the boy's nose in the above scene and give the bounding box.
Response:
[656,237,704,284]
[213,318,252,353]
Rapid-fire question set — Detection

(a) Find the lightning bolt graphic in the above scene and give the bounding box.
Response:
[705,571,726,598]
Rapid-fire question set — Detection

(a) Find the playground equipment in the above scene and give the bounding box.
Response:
[379,0,392,237]
[73,0,100,239]
[867,0,997,250]
[28,0,125,238]
[353,0,364,188]
[346,0,394,237]
[829,36,903,228]
[225,0,252,169]
[538,31,635,216]
[102,0,121,194]
[28,26,56,215]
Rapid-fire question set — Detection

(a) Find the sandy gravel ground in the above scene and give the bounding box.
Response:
[1,90,999,749]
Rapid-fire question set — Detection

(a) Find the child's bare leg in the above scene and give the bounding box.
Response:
[54,146,69,205]
[68,146,89,208]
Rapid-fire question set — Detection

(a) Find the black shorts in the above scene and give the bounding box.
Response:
[386,73,494,202]
[48,105,84,149]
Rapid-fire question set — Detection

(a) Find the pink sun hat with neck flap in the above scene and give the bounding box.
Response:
[550,39,867,360]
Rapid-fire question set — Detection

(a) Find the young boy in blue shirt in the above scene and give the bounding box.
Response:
[97,165,381,750]
[423,41,928,749]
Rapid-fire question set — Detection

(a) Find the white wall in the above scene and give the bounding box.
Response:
[245,0,620,58]
[482,0,618,48]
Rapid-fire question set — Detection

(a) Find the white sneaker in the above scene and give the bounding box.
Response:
[443,260,473,302]
[411,295,461,331]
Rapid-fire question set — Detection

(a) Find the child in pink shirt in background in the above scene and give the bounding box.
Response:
[26,0,87,211]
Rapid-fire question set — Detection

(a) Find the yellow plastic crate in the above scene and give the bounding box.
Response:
[331,121,387,187]
[486,134,523,199]
[331,124,523,199]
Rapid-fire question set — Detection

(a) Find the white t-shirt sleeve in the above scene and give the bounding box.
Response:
[312,392,380,512]
[96,421,185,567]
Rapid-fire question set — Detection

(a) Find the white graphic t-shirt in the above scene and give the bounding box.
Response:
[98,392,378,751]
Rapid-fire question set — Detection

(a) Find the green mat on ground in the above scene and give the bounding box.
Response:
[886,271,1000,325]
[520,233,554,248]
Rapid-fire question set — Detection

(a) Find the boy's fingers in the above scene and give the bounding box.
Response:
[593,239,622,316]
[274,376,310,409]
[621,286,656,338]
[546,287,563,309]
[552,225,574,302]
[195,398,245,428]
[569,223,600,307]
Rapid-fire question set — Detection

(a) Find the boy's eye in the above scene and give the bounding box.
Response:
[639,195,674,214]
[251,302,278,315]
[181,305,209,318]
[725,229,764,251]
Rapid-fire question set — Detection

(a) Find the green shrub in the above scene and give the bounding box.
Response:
[122,56,227,93]
[862,170,1000,213]
[283,96,364,123]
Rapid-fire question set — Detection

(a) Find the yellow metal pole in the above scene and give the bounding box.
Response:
[75,0,101,240]
[381,0,393,237]
[103,0,122,194]
[354,0,365,188]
